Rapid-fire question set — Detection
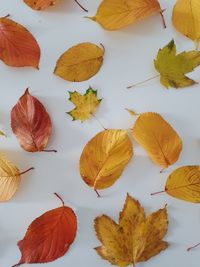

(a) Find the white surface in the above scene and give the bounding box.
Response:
[0,0,199,266]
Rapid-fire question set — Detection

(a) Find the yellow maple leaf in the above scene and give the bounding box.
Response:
[79,130,133,195]
[132,112,182,169]
[67,88,102,122]
[172,0,200,49]
[94,194,169,266]
[87,0,165,31]
[54,42,104,82]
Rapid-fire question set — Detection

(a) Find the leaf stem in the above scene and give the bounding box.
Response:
[127,75,160,89]
[54,193,65,206]
[187,242,200,251]
[74,0,88,12]
[19,167,34,176]
[151,190,165,196]
[42,149,57,153]
[100,43,105,54]
[160,9,166,29]
[95,189,101,198]
[91,113,107,130]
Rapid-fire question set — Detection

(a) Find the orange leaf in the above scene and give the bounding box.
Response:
[11,89,54,152]
[0,16,40,68]
[23,0,59,10]
[12,193,77,266]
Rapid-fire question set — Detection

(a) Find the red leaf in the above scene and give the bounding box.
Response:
[11,89,53,152]
[13,193,77,266]
[0,16,40,68]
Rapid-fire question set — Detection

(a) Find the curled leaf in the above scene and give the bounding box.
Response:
[11,89,53,153]
[54,42,104,82]
[79,130,133,193]
[0,16,40,68]
[172,0,200,49]
[94,194,169,266]
[88,0,164,30]
[13,193,77,266]
[67,87,102,122]
[132,112,182,168]
[154,39,200,88]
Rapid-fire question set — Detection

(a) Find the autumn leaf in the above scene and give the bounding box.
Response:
[11,89,56,153]
[172,0,200,49]
[152,166,200,203]
[79,130,133,196]
[12,193,77,267]
[0,16,40,68]
[154,39,200,88]
[94,194,169,266]
[0,155,33,202]
[67,87,102,122]
[132,112,182,169]
[87,0,165,31]
[54,42,104,82]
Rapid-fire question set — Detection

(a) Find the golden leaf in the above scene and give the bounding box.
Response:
[79,130,133,192]
[94,194,169,266]
[154,40,200,88]
[67,87,102,122]
[88,0,163,31]
[132,112,182,168]
[54,42,104,82]
[172,0,200,49]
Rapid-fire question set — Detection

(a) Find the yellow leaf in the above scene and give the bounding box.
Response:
[88,0,163,31]
[165,166,200,203]
[154,39,200,88]
[132,112,182,168]
[67,87,102,122]
[125,108,138,116]
[54,42,104,82]
[94,194,169,266]
[79,130,133,192]
[172,0,200,49]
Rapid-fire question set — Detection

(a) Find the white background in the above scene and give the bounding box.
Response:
[0,0,199,266]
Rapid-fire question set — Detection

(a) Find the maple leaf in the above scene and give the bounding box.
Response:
[13,193,77,267]
[54,42,104,82]
[132,112,182,169]
[172,0,200,49]
[154,39,200,88]
[0,16,40,68]
[94,194,169,266]
[87,0,165,31]
[80,130,133,196]
[67,87,102,122]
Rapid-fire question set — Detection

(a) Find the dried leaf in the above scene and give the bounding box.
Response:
[0,16,40,68]
[154,39,200,88]
[0,155,33,202]
[132,112,182,168]
[172,0,200,49]
[67,87,102,122]
[54,42,104,82]
[88,0,164,30]
[11,89,53,152]
[13,193,77,266]
[94,194,168,266]
[79,130,133,193]
[23,0,59,10]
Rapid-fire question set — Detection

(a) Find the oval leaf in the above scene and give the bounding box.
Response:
[11,89,52,152]
[80,129,133,191]
[88,0,163,30]
[24,0,59,10]
[13,194,77,266]
[54,42,104,82]
[132,112,182,168]
[172,0,200,49]
[165,166,200,203]
[0,16,40,68]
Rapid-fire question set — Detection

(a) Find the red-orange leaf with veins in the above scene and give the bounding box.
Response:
[11,89,54,152]
[0,16,40,68]
[12,193,77,266]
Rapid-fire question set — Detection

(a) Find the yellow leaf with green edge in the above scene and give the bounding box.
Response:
[154,39,200,88]
[94,194,168,266]
[87,0,164,31]
[67,88,102,122]
[172,0,200,49]
[79,130,133,193]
